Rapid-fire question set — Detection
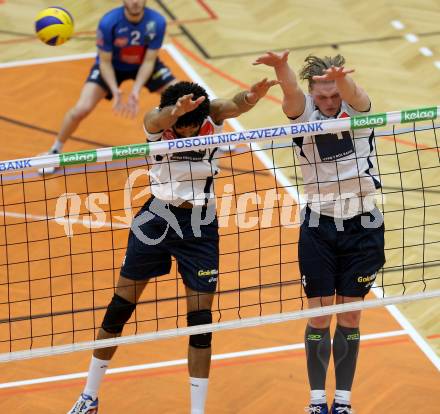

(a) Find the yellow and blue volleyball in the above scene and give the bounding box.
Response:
[35,7,74,46]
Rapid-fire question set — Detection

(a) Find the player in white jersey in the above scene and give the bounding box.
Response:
[254,51,385,414]
[67,79,278,414]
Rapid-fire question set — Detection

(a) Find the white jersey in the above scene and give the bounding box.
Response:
[291,95,381,218]
[146,116,223,206]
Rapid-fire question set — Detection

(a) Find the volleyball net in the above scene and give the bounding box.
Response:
[1,106,440,362]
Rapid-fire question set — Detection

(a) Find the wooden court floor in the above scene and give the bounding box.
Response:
[0,0,439,413]
[0,47,438,414]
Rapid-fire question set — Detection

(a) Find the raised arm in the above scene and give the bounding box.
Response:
[253,51,305,118]
[312,66,370,112]
[144,94,206,133]
[209,78,279,124]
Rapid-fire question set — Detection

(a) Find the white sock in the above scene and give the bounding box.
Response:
[83,356,110,399]
[190,377,209,414]
[334,390,351,405]
[50,140,64,153]
[310,389,327,405]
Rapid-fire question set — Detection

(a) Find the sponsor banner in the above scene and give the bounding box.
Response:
[112,143,149,160]
[401,107,437,123]
[59,150,97,166]
[165,123,325,151]
[351,113,387,129]
[0,159,32,172]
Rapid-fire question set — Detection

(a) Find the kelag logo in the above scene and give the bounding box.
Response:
[60,150,97,166]
[401,107,437,123]
[112,144,149,160]
[350,113,387,129]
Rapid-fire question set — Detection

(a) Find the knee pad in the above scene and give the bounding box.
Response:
[187,309,212,349]
[101,294,136,334]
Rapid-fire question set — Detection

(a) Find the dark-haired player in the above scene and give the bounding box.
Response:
[40,0,176,174]
[67,78,279,414]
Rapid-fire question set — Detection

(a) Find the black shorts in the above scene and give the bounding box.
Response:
[299,206,385,298]
[86,59,175,99]
[121,197,219,293]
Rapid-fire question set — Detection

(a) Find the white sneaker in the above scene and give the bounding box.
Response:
[67,393,99,414]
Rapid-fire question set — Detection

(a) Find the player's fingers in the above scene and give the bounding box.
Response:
[194,96,206,105]
[268,80,281,87]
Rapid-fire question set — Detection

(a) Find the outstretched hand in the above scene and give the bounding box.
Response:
[312,65,355,81]
[253,50,289,67]
[125,91,140,118]
[112,90,139,118]
[247,78,280,102]
[171,94,206,117]
[112,90,125,115]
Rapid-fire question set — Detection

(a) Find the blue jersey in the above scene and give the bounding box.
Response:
[96,6,166,72]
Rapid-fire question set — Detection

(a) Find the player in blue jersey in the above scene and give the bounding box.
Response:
[39,0,176,174]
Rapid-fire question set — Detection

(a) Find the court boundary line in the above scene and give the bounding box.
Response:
[0,330,407,390]
[0,46,438,371]
[1,211,128,229]
[372,285,440,370]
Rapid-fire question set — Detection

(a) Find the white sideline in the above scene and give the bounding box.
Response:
[372,285,440,370]
[1,211,128,229]
[0,53,95,68]
[0,330,406,390]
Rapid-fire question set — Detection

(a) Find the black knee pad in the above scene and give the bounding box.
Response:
[187,309,212,349]
[101,294,136,334]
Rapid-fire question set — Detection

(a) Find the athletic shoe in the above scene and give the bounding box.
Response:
[67,393,98,414]
[331,401,353,413]
[37,149,58,175]
[305,403,329,413]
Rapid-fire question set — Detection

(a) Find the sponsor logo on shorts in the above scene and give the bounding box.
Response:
[198,269,219,277]
[357,274,376,284]
[401,107,437,123]
[347,333,360,341]
[301,275,307,287]
[357,273,377,288]
[350,113,387,129]
[307,334,322,341]
[152,67,171,80]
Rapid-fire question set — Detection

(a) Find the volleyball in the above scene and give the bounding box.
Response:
[34,7,74,46]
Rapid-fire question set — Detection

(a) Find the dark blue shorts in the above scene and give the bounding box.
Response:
[121,197,219,293]
[299,207,385,298]
[86,59,175,99]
